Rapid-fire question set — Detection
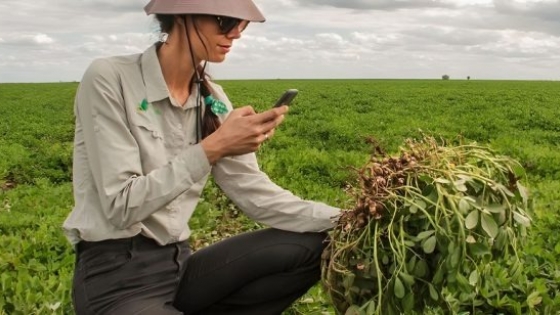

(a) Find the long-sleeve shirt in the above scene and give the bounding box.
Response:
[62,44,341,246]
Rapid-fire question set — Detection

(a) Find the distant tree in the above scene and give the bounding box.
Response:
[467,76,471,80]
[442,74,450,80]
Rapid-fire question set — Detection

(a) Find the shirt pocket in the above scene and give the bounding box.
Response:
[129,113,168,172]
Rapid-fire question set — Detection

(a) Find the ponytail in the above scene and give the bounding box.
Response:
[195,67,222,139]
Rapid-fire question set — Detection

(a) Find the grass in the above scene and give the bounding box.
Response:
[1,79,559,314]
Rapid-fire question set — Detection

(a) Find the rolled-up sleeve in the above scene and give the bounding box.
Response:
[212,153,341,233]
[76,59,211,229]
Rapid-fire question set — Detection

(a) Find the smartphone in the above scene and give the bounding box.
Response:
[273,89,298,107]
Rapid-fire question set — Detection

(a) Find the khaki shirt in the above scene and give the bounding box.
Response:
[63,44,340,246]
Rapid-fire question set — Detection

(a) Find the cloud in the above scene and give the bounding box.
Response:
[403,26,501,46]
[491,0,560,35]
[467,30,560,58]
[494,0,560,21]
[0,0,559,82]
[0,33,55,46]
[65,0,141,13]
[291,0,454,10]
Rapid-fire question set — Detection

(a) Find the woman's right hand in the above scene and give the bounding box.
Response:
[201,105,288,164]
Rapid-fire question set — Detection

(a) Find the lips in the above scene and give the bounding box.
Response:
[218,44,232,53]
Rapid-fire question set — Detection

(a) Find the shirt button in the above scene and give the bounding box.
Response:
[177,124,182,130]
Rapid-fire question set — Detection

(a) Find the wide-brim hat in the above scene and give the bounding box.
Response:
[144,0,266,22]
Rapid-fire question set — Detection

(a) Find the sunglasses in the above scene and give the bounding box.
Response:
[214,16,249,34]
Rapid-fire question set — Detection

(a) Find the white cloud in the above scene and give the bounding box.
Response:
[34,34,54,44]
[0,0,559,82]
[0,33,56,46]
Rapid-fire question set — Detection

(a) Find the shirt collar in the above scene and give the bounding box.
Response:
[141,44,169,103]
[140,44,201,110]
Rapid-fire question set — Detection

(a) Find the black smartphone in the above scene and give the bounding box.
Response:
[273,89,298,107]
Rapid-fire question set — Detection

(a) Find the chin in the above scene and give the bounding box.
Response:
[209,56,227,63]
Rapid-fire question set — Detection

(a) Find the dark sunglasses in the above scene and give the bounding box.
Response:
[214,16,248,34]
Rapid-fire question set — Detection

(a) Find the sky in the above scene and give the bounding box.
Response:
[0,0,559,83]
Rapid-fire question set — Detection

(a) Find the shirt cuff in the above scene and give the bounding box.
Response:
[314,203,342,232]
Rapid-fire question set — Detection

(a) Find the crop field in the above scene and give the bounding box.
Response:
[1,79,559,314]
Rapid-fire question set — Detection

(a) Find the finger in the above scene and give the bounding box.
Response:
[261,115,285,133]
[235,106,256,117]
[257,133,268,144]
[253,106,288,123]
[274,105,289,114]
[266,128,276,139]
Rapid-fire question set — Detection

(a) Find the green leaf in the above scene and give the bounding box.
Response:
[555,242,560,255]
[456,273,472,292]
[494,183,515,197]
[513,211,531,227]
[382,255,390,265]
[422,236,437,254]
[409,205,418,214]
[403,293,414,313]
[342,273,355,290]
[450,246,461,268]
[526,291,542,308]
[399,272,415,286]
[459,198,471,213]
[457,174,473,182]
[421,183,435,196]
[494,229,508,249]
[428,283,439,301]
[469,269,479,286]
[414,260,428,278]
[416,230,435,241]
[435,178,450,184]
[366,301,376,315]
[416,200,427,210]
[407,255,417,273]
[481,213,499,238]
[432,266,444,284]
[484,203,506,214]
[517,182,529,204]
[394,277,405,299]
[403,240,415,247]
[468,242,490,257]
[454,183,468,192]
[465,210,479,230]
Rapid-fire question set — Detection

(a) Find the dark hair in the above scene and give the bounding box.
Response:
[155,14,221,140]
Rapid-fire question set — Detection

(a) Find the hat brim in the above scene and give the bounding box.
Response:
[144,0,266,22]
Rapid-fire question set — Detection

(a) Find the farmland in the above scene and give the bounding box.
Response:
[1,79,559,314]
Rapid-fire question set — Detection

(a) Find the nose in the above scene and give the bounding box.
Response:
[226,21,249,40]
[226,28,242,40]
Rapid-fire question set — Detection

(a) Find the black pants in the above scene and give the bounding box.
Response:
[72,228,328,315]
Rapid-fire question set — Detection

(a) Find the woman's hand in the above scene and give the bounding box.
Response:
[201,105,288,164]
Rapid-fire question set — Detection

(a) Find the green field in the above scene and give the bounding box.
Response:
[1,80,559,314]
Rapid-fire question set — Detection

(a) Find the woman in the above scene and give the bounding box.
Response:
[63,0,341,314]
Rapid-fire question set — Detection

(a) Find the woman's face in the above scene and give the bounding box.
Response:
[186,15,249,63]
